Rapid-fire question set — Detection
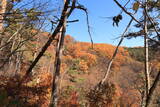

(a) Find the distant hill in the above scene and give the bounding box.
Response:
[0,33,160,107]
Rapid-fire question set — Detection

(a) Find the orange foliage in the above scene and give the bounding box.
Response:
[94,43,128,63]
[63,42,97,72]
[76,52,97,67]
[69,91,79,106]
[64,35,75,45]
[63,41,129,72]
[79,60,88,72]
[112,61,121,71]
[120,89,141,107]
[151,60,160,71]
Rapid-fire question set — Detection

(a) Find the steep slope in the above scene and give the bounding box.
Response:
[0,33,160,107]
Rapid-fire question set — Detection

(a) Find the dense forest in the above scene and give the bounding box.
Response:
[0,0,160,107]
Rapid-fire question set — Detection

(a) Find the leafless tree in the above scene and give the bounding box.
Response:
[113,0,160,106]
[143,1,150,106]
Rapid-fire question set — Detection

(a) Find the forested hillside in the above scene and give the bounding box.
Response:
[0,33,160,106]
[0,0,160,107]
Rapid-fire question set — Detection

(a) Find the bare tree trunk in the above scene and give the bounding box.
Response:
[9,35,17,71]
[50,19,67,107]
[24,0,71,76]
[49,0,70,107]
[144,2,160,107]
[0,0,7,31]
[15,35,23,74]
[15,52,22,74]
[141,91,145,107]
[0,0,7,48]
[143,1,150,106]
[50,1,77,106]
[23,0,75,77]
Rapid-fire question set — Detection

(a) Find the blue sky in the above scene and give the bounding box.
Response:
[17,0,144,47]
[66,0,144,47]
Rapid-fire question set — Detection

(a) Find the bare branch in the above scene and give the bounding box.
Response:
[113,0,141,25]
[100,18,133,85]
[67,19,79,23]
[24,0,71,76]
[145,9,160,38]
[75,4,94,48]
[120,0,131,14]
[148,37,160,45]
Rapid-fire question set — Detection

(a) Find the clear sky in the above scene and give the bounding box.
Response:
[66,0,144,47]
[18,0,144,47]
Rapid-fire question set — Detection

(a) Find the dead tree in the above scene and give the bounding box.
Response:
[143,1,150,106]
[50,0,77,106]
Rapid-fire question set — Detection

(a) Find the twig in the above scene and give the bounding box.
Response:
[145,9,160,38]
[85,10,94,48]
[0,24,24,50]
[67,19,79,23]
[100,0,131,20]
[120,0,131,14]
[113,0,141,25]
[148,37,160,45]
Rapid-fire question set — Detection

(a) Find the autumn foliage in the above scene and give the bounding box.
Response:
[1,34,159,107]
[63,36,129,73]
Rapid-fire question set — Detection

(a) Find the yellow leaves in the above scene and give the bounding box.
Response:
[133,1,140,11]
[79,60,88,72]
[76,52,97,66]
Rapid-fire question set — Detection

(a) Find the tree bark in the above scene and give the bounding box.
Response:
[49,1,77,106]
[0,0,7,31]
[50,26,66,107]
[49,0,70,107]
[143,1,150,106]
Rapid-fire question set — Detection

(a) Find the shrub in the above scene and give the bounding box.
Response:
[86,82,121,107]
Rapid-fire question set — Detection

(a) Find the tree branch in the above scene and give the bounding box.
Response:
[100,18,133,85]
[113,0,141,25]
[24,0,71,77]
[75,4,94,48]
